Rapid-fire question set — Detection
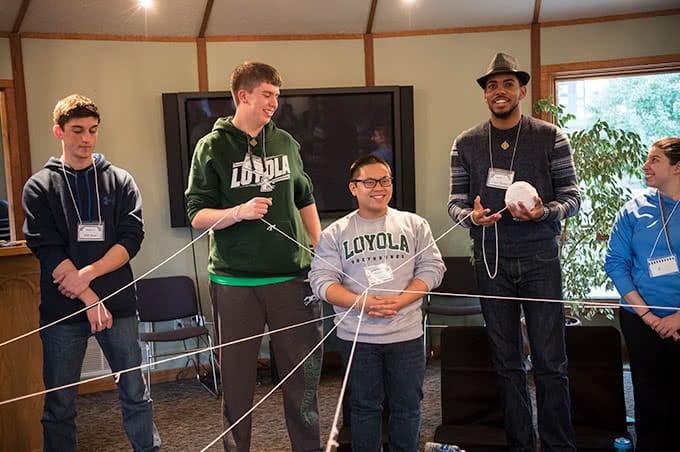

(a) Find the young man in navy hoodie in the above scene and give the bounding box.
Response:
[22,94,159,452]
[186,62,323,451]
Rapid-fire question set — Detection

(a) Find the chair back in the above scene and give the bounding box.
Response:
[136,276,199,322]
[566,325,628,449]
[440,326,504,426]
[437,256,478,294]
[434,326,507,451]
[426,257,481,316]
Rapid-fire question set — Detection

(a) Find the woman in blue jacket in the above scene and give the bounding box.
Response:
[605,137,680,452]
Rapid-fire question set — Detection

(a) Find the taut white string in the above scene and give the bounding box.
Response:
[370,287,680,313]
[0,312,338,407]
[324,289,369,452]
[201,292,366,452]
[259,216,368,290]
[389,210,473,277]
[0,211,230,348]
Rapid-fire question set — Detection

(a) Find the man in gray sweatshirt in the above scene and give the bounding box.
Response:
[310,155,445,451]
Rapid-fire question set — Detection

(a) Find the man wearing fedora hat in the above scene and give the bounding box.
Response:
[448,52,580,451]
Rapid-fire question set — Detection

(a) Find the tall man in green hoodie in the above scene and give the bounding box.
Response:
[185,62,323,452]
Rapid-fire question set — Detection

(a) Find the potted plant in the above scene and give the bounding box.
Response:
[534,98,646,320]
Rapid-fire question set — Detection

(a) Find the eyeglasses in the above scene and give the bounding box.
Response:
[350,176,394,189]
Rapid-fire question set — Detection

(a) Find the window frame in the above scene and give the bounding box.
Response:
[0,81,27,242]
[540,54,680,113]
[539,54,680,300]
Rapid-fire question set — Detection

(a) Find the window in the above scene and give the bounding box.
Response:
[0,81,31,242]
[556,71,680,198]
[0,87,14,242]
[541,55,680,299]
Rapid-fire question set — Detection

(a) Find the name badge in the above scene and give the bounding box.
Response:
[77,222,105,242]
[486,168,515,190]
[648,255,679,278]
[364,262,395,286]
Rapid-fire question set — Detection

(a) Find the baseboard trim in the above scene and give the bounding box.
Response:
[78,365,209,395]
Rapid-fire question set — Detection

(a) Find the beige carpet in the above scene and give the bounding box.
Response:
[76,359,634,451]
[76,360,440,451]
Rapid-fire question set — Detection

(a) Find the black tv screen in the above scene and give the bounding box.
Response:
[162,86,415,227]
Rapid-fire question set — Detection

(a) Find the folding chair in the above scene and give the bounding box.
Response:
[423,257,482,357]
[136,275,219,397]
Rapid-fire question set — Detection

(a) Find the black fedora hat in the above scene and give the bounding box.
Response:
[476,52,531,89]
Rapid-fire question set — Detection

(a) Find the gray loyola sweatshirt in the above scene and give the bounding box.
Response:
[310,208,445,344]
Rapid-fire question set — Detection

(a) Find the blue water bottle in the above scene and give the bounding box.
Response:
[423,442,463,452]
[613,437,632,451]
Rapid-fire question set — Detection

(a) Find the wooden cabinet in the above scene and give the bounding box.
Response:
[0,245,43,452]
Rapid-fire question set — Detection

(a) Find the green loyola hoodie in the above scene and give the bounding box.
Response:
[185,116,315,277]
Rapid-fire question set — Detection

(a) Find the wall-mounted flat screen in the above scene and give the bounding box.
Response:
[162,86,415,227]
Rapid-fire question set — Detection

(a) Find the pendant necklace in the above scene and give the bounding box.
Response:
[500,125,519,151]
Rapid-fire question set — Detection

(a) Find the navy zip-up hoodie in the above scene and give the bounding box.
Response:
[22,154,144,323]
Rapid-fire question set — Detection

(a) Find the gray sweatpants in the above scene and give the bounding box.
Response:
[209,279,323,452]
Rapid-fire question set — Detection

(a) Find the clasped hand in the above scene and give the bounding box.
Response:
[359,294,402,318]
[53,264,112,332]
[644,312,680,341]
[86,301,113,333]
[54,267,94,299]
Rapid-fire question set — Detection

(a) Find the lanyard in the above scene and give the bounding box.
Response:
[649,191,679,257]
[245,127,267,175]
[61,157,102,225]
[488,117,522,172]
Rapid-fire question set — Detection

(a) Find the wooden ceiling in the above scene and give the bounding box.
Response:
[1,0,678,39]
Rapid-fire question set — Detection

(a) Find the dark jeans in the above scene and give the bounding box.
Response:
[210,279,323,452]
[339,336,425,452]
[620,308,680,452]
[474,244,575,452]
[40,316,160,452]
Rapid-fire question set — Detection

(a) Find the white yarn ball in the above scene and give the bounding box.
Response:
[505,181,538,209]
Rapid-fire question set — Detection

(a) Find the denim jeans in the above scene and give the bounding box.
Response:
[474,243,575,452]
[339,336,425,452]
[40,316,160,452]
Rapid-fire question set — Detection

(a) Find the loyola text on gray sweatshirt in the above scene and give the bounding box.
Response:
[310,208,445,344]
